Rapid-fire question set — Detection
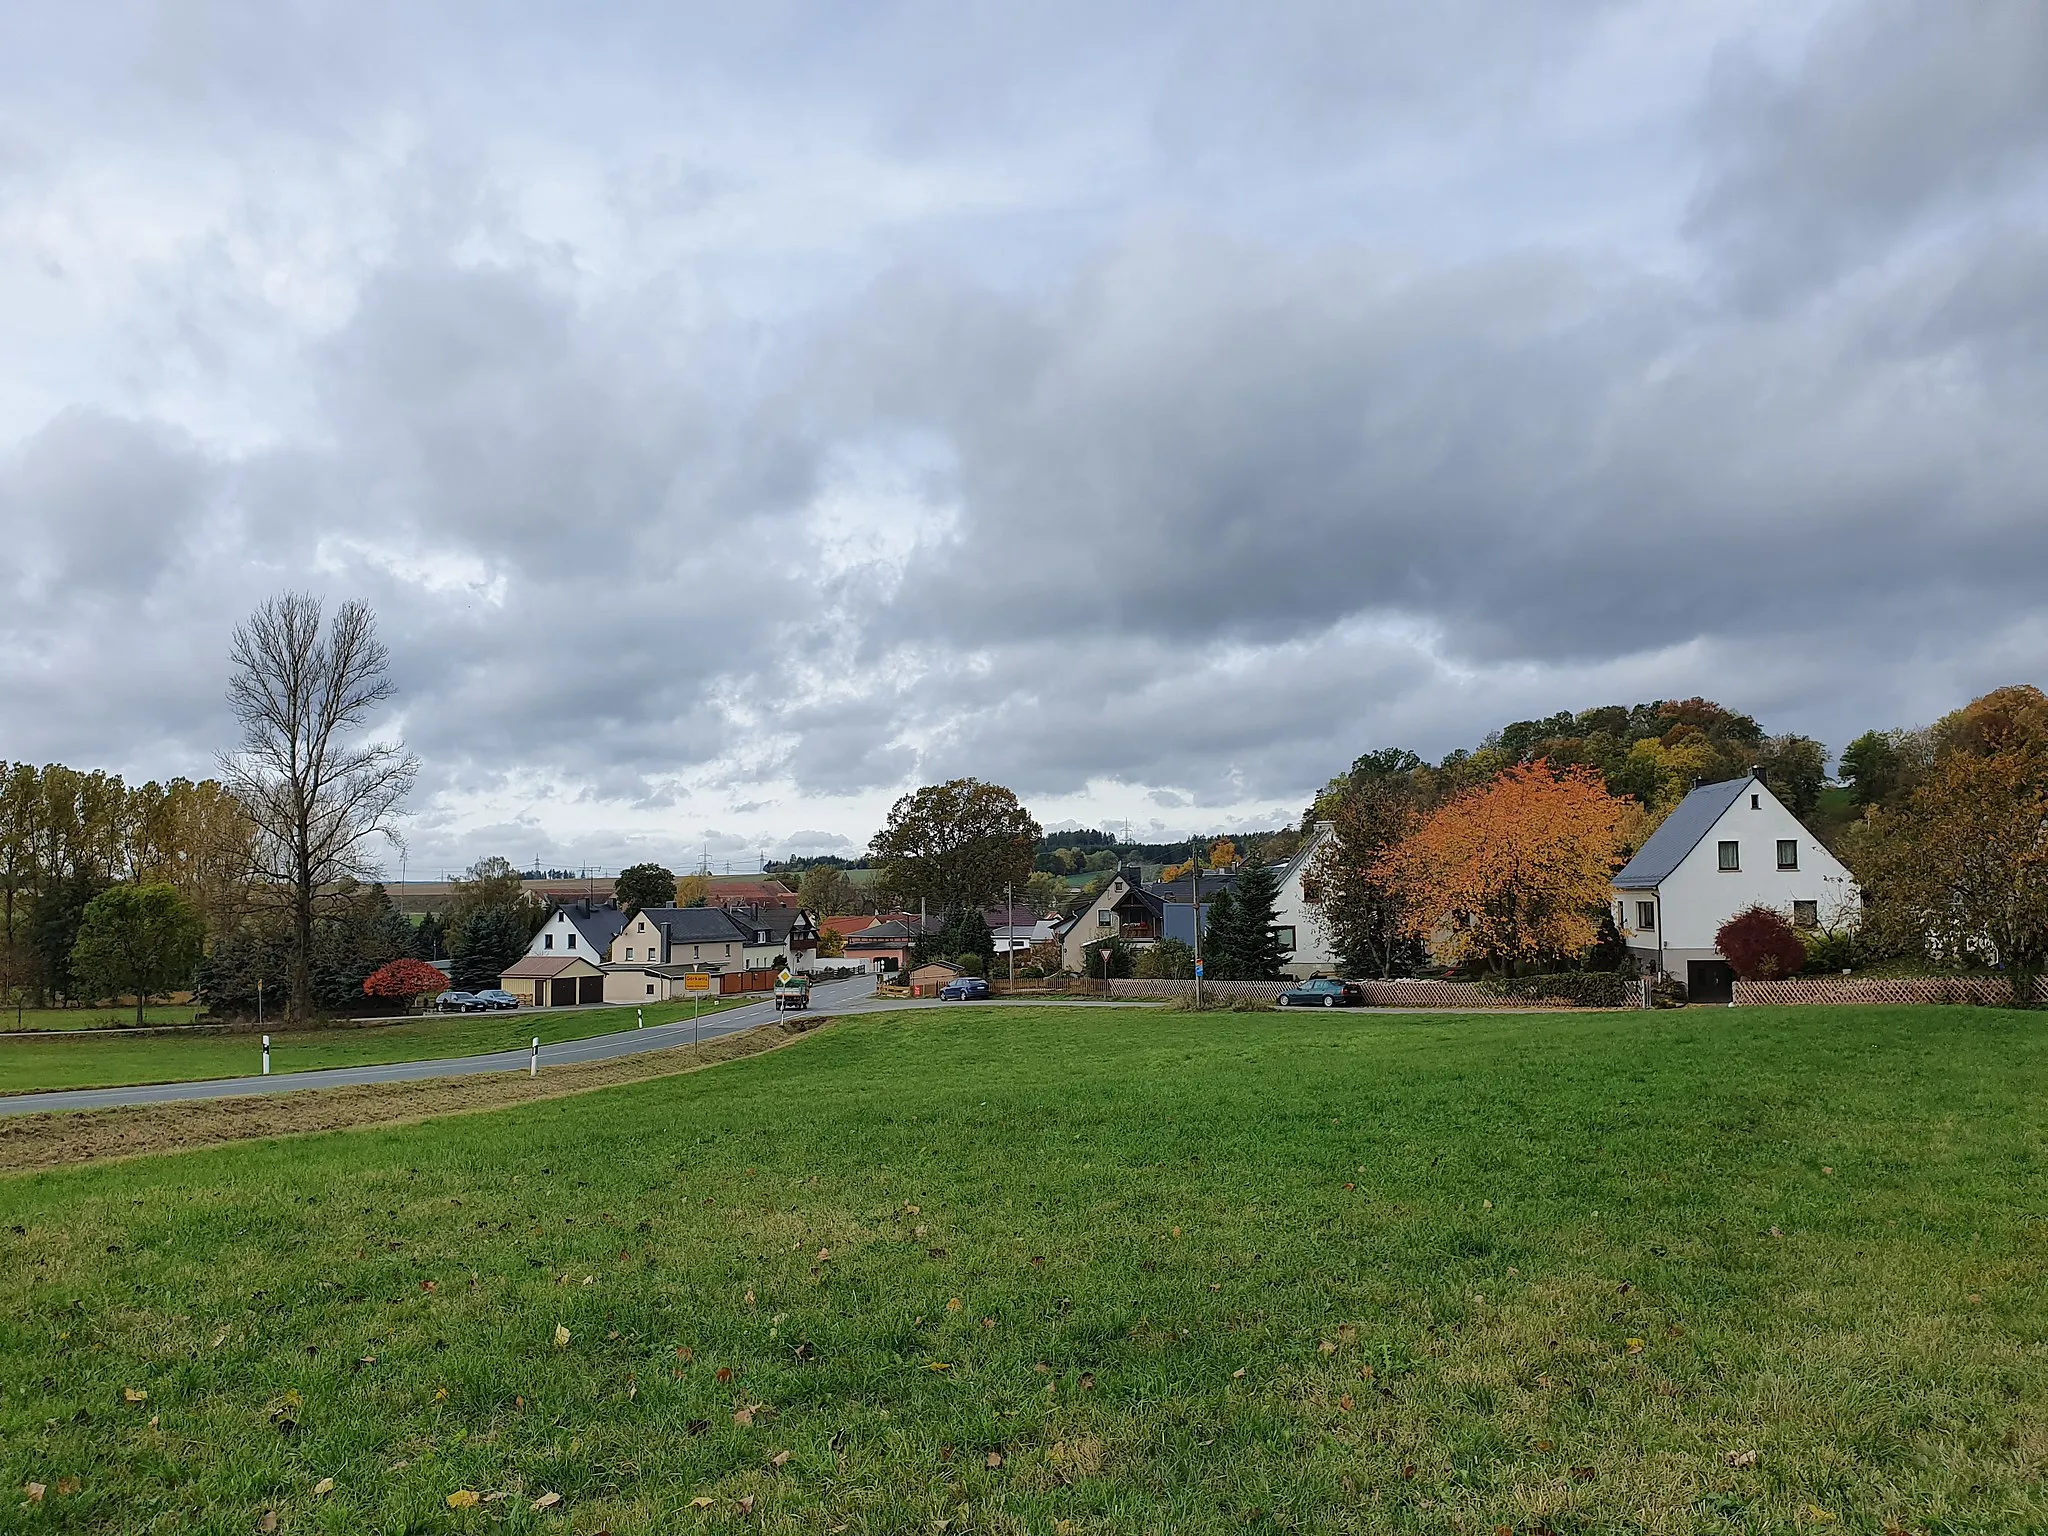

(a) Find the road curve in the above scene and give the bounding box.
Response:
[0,980,1160,1119]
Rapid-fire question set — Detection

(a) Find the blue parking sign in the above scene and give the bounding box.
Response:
[1194,960,1204,979]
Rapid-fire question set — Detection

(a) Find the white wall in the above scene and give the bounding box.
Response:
[1271,823,1338,977]
[527,910,593,959]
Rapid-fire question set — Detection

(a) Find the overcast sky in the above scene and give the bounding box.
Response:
[3,2,2045,875]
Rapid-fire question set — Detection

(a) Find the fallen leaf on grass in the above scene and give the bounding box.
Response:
[817,1248,830,1261]
[1625,1338,1644,1355]
[1079,1372,1095,1390]
[677,1346,694,1363]
[447,1490,480,1508]
[716,1367,734,1384]
[926,1361,952,1372]
[1339,1394,1354,1412]
[258,1511,277,1532]
[1570,1466,1597,1482]
[1726,1449,1758,1468]
[55,1478,79,1496]
[690,1496,716,1509]
[531,1492,561,1511]
[1535,1439,1554,1452]
[1231,1368,1246,1380]
[23,1483,45,1504]
[736,1495,756,1514]
[769,1451,791,1468]
[313,1477,335,1496]
[1801,1505,1839,1525]
[422,1280,438,1293]
[1769,1226,1784,1239]
[434,1386,449,1401]
[947,1297,963,1312]
[123,1387,148,1403]
[733,1404,759,1426]
[1318,1340,1337,1355]
[985,1452,1004,1469]
[553,1324,571,1348]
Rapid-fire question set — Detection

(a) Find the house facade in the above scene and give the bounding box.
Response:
[1612,774,1859,1002]
[498,955,606,1007]
[523,898,631,965]
[1268,821,1339,979]
[601,905,814,1002]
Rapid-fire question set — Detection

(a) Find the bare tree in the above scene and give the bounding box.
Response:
[221,594,418,1023]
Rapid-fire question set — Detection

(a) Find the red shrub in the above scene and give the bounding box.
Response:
[1715,905,1806,981]
[363,957,451,1000]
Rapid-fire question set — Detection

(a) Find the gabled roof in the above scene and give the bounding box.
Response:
[849,919,921,943]
[1612,776,1755,889]
[501,955,604,979]
[636,906,752,946]
[555,899,630,955]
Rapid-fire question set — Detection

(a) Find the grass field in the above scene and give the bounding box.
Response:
[1,1004,202,1033]
[4,1004,2045,1533]
[0,998,754,1095]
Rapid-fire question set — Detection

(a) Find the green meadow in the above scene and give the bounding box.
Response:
[3,1003,2044,1533]
[0,998,752,1095]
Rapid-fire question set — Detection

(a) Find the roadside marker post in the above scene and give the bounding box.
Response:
[261,1035,270,1075]
[637,1007,644,1030]
[530,1037,540,1077]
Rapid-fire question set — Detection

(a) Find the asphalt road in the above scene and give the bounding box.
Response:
[0,978,1155,1119]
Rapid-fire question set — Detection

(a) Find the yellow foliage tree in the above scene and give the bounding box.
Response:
[1377,762,1628,972]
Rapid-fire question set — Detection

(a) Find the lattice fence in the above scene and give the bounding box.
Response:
[1107,978,1571,1009]
[1734,975,2043,1007]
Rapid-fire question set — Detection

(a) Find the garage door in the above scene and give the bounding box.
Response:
[579,975,604,1004]
[1687,960,1736,1005]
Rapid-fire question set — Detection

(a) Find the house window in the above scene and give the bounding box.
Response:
[566,934,576,949]
[1098,910,1113,926]
[693,945,701,958]
[544,933,553,950]
[1718,841,1740,871]
[1777,839,1799,870]
[624,947,634,961]
[1636,901,1656,932]
[1271,926,1297,951]
[1793,900,1819,929]
[646,983,654,996]
[1751,794,1760,810]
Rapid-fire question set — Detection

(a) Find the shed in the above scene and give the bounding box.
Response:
[499,955,606,1007]
[908,960,965,997]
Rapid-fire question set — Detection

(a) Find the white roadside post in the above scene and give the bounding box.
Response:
[530,1037,540,1077]
[637,1007,644,1030]
[261,1035,270,1075]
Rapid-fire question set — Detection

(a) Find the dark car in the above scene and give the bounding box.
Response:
[433,990,485,1013]
[1275,977,1363,1008]
[473,989,520,1010]
[938,976,991,1001]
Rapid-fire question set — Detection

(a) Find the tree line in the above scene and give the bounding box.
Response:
[1301,687,2048,994]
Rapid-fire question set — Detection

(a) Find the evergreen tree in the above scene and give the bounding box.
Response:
[412,909,446,961]
[449,905,528,992]
[1207,863,1289,979]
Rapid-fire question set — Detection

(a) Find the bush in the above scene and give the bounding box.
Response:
[1475,972,1629,1008]
[1716,905,1806,981]
[1800,926,1866,973]
[363,957,453,1004]
[955,952,985,977]
[1652,975,1688,1009]
[1163,993,1274,1013]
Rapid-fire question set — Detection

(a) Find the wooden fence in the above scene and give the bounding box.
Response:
[1106,978,1578,1008]
[1734,975,2043,1007]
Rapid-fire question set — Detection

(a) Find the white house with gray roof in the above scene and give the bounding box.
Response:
[1611,774,1858,1002]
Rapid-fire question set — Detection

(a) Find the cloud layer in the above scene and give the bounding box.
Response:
[2,0,2045,871]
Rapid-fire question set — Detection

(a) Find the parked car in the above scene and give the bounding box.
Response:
[938,976,991,1001]
[473,989,520,1010]
[1275,977,1363,1008]
[433,990,485,1013]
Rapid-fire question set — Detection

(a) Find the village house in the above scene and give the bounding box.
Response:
[1612,774,1859,1003]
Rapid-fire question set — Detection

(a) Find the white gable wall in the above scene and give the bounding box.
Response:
[1619,780,1858,973]
[1271,821,1338,978]
[526,909,593,959]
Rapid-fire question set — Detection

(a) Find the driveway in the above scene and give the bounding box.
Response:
[0,978,1156,1119]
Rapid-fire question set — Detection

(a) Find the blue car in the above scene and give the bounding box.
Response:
[938,977,992,1001]
[1275,977,1363,1008]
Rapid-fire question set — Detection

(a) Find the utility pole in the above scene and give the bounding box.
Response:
[1007,883,1015,985]
[1191,838,1202,1008]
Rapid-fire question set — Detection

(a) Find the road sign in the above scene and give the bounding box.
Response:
[683,972,712,993]
[1194,960,1204,979]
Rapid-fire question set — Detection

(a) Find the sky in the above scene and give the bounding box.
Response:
[3,1,2046,877]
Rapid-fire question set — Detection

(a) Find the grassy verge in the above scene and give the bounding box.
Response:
[0,1004,202,1033]
[0,997,756,1095]
[3,1004,2045,1532]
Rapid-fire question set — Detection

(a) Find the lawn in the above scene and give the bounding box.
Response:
[3,1004,2045,1533]
[1,1004,202,1033]
[0,998,754,1095]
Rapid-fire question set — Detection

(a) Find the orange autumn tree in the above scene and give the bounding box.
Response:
[1377,761,1628,973]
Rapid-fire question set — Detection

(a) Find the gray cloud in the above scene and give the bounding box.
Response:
[1,0,2044,871]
